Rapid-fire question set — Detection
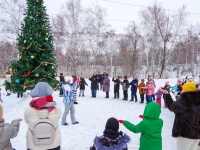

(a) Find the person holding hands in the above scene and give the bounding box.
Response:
[0,104,22,150]
[161,81,200,150]
[119,102,163,150]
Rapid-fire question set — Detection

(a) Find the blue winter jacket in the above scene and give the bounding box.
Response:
[128,79,138,92]
[62,82,76,103]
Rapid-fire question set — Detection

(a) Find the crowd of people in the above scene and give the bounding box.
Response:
[0,72,200,150]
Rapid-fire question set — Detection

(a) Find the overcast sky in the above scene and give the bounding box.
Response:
[44,0,200,33]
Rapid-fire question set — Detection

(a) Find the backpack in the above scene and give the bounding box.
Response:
[32,112,55,145]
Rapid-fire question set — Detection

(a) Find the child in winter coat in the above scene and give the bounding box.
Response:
[79,77,88,97]
[155,89,163,106]
[142,80,155,103]
[119,102,163,150]
[0,104,22,150]
[170,79,182,101]
[137,79,146,103]
[62,76,79,125]
[90,117,130,150]
[72,75,79,104]
[162,81,170,107]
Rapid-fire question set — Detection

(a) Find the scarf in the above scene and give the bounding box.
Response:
[30,95,55,112]
[103,129,120,140]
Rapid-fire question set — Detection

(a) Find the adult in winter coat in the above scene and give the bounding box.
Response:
[90,117,130,150]
[163,81,200,150]
[120,76,130,100]
[103,73,110,98]
[112,76,120,99]
[89,73,99,98]
[128,76,138,102]
[79,77,88,97]
[59,73,65,97]
[0,104,22,150]
[119,102,163,150]
[97,72,103,90]
[25,82,62,150]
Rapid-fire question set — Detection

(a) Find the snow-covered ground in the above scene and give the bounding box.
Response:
[0,78,179,150]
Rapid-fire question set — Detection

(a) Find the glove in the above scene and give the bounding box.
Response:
[139,115,143,118]
[118,120,124,124]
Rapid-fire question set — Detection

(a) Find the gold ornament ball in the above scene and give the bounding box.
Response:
[31,56,34,59]
[52,66,55,69]
[9,68,12,72]
[46,33,48,35]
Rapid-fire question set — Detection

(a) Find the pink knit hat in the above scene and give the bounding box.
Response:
[165,81,169,85]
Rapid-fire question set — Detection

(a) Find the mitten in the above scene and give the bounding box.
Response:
[118,120,124,123]
[139,115,143,118]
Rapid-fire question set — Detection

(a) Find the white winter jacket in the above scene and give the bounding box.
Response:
[24,106,62,150]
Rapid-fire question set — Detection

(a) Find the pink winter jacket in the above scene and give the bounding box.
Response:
[142,85,155,96]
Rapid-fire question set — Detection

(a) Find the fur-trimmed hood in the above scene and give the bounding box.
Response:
[93,134,130,150]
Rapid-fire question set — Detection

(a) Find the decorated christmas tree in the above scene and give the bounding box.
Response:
[5,0,59,93]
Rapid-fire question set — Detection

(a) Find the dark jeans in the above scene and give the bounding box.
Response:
[114,90,119,98]
[59,82,64,96]
[17,92,23,98]
[152,94,155,101]
[123,90,128,100]
[59,88,63,96]
[146,95,152,103]
[91,89,97,97]
[27,146,60,150]
[140,94,144,103]
[131,91,137,101]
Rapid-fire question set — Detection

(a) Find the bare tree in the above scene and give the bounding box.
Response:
[60,0,86,74]
[140,3,186,78]
[51,15,68,73]
[0,41,18,73]
[125,22,142,75]
[85,2,109,72]
[0,0,25,35]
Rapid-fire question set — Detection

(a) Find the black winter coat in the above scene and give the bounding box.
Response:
[59,75,65,83]
[89,75,98,90]
[165,91,200,139]
[79,78,88,90]
[112,78,120,90]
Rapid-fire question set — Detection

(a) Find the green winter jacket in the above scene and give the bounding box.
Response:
[123,102,163,150]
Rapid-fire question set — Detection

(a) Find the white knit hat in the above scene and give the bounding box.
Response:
[64,76,73,83]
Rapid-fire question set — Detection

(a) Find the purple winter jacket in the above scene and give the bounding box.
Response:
[103,77,110,92]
